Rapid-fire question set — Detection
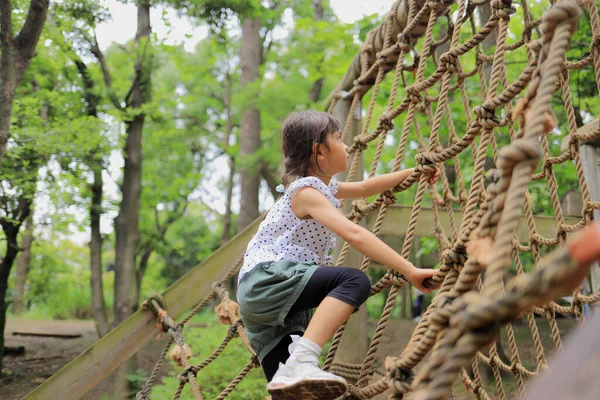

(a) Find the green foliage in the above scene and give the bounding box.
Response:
[9,240,114,320]
[156,206,222,284]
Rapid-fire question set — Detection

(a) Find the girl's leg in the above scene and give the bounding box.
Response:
[261,331,303,382]
[302,297,355,347]
[287,266,371,347]
[266,266,371,397]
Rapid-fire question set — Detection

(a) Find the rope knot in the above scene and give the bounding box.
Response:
[379,113,395,132]
[250,355,261,369]
[497,137,542,173]
[491,0,516,18]
[352,134,368,151]
[176,365,198,383]
[215,301,240,325]
[169,343,193,367]
[350,199,367,219]
[473,105,500,128]
[389,270,408,286]
[382,190,397,205]
[397,32,412,51]
[416,153,437,175]
[441,248,468,265]
[439,52,459,73]
[384,359,413,395]
[406,85,422,103]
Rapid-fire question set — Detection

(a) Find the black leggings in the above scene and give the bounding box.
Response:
[261,266,371,382]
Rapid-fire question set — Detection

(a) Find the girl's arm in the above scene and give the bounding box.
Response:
[336,167,440,199]
[291,187,439,292]
[335,169,414,199]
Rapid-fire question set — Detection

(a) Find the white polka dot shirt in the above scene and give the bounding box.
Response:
[238,176,340,282]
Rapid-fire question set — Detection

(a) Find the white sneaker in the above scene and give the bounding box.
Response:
[267,360,347,400]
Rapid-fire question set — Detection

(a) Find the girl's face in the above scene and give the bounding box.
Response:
[314,130,349,176]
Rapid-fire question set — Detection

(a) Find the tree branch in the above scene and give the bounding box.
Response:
[14,0,49,81]
[124,34,151,108]
[89,30,124,111]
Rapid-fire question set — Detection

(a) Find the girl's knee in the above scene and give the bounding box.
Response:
[354,270,371,305]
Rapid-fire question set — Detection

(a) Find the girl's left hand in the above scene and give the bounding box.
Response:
[407,267,439,294]
[427,165,441,186]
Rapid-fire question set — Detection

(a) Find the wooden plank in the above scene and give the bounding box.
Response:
[24,214,264,400]
[6,319,96,337]
[367,205,582,242]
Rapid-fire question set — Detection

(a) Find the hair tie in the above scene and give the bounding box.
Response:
[276,184,285,193]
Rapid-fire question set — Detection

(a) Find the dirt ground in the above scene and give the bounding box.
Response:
[1,317,579,400]
[2,319,170,400]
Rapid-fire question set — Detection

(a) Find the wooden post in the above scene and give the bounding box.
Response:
[330,93,368,377]
[578,119,600,293]
[524,309,600,400]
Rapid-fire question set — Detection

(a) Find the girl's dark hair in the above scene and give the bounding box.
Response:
[281,111,341,187]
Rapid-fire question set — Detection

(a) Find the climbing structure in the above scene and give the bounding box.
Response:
[25,0,600,399]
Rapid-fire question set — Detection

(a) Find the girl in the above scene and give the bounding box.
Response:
[237,111,440,399]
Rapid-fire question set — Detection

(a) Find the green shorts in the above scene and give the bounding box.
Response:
[237,259,319,361]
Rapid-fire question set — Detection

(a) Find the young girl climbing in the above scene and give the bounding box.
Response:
[237,111,441,400]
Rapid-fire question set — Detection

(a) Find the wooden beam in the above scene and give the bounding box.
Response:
[24,214,264,400]
[367,205,582,242]
[579,143,600,292]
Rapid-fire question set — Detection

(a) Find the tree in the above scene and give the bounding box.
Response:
[173,1,290,230]
[0,148,36,373]
[10,214,33,316]
[0,0,50,166]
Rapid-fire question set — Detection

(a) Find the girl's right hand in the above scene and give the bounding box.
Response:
[407,267,439,293]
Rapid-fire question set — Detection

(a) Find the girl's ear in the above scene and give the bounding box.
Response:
[312,143,325,159]
[312,143,325,160]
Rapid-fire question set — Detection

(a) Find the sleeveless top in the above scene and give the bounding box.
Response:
[238,176,340,282]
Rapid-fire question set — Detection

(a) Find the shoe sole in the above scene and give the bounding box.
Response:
[268,379,347,400]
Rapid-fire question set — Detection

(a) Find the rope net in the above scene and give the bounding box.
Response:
[136,0,600,398]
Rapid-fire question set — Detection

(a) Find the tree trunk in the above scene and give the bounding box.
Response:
[90,157,109,337]
[11,214,34,316]
[308,0,324,104]
[478,3,496,82]
[135,245,154,306]
[113,4,150,398]
[238,17,262,231]
[0,16,16,169]
[0,0,50,166]
[75,50,110,338]
[113,1,151,326]
[221,74,235,244]
[0,198,32,374]
[222,155,236,244]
